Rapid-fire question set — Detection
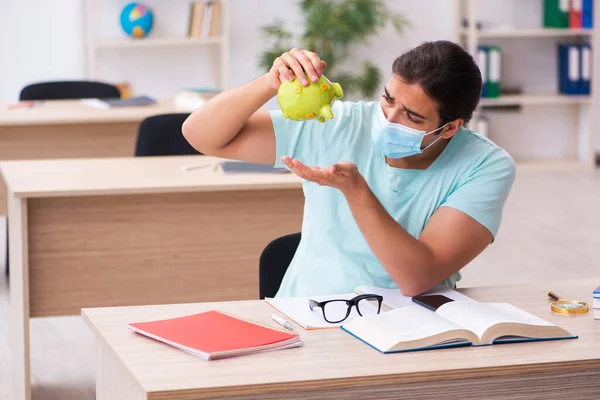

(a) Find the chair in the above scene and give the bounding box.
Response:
[19,80,120,101]
[259,232,301,299]
[135,113,201,157]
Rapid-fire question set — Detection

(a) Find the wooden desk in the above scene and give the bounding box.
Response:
[0,99,190,213]
[1,156,304,400]
[82,280,600,400]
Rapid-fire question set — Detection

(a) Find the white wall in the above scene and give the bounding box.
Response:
[0,0,85,102]
[1,0,598,160]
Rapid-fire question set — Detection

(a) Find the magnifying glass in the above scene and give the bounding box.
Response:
[547,291,589,315]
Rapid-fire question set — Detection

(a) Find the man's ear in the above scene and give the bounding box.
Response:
[441,119,464,139]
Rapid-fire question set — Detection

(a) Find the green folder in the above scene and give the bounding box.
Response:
[486,46,501,98]
[544,0,569,28]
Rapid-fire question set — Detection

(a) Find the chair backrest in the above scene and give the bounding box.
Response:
[135,113,201,157]
[259,232,301,299]
[19,80,121,101]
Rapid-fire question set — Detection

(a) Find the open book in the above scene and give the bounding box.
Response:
[342,301,576,353]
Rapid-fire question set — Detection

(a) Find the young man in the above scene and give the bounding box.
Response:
[182,40,516,298]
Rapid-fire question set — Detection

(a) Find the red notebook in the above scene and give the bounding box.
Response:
[128,310,302,360]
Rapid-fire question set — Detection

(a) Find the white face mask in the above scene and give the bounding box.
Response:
[371,104,447,158]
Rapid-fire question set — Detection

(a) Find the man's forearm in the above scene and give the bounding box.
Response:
[182,74,277,151]
[343,185,438,296]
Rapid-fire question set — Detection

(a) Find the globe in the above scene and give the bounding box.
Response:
[120,3,154,38]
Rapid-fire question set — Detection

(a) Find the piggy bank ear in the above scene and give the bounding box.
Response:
[331,83,344,99]
[320,104,333,120]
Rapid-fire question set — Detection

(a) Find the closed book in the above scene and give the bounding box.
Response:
[570,0,583,28]
[220,161,289,174]
[209,0,222,37]
[128,310,301,360]
[174,88,221,110]
[187,2,195,37]
[80,96,156,109]
[191,2,206,38]
[594,285,600,298]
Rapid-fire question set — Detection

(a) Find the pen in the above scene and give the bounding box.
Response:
[271,313,294,330]
[181,163,212,172]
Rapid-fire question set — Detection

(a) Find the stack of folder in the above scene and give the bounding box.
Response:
[544,0,594,29]
[477,46,502,98]
[594,286,600,320]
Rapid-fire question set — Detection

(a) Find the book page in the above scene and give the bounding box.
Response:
[354,284,476,310]
[368,306,468,342]
[343,306,476,352]
[436,302,554,340]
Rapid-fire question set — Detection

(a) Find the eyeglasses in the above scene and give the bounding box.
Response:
[308,294,384,323]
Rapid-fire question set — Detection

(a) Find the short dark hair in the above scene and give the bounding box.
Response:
[392,40,482,124]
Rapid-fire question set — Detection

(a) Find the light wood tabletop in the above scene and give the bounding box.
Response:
[0,98,188,126]
[82,279,600,400]
[0,155,301,198]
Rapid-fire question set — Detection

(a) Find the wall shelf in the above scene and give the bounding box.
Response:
[479,94,591,107]
[95,36,223,49]
[460,27,594,38]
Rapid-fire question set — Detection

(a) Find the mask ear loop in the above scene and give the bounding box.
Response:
[421,123,449,151]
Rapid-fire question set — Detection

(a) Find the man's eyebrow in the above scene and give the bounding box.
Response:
[403,105,426,120]
[384,86,427,120]
[384,87,394,100]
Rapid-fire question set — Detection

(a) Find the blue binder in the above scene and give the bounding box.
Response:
[579,43,592,95]
[583,0,594,28]
[558,44,582,95]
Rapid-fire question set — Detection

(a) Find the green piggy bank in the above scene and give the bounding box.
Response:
[277,75,343,123]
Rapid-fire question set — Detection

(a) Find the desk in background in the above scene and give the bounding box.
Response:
[1,155,304,400]
[0,98,190,213]
[82,279,600,400]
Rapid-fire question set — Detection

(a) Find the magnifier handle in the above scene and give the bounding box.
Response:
[547,291,562,301]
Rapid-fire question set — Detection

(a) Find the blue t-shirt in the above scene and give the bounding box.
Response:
[270,101,516,298]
